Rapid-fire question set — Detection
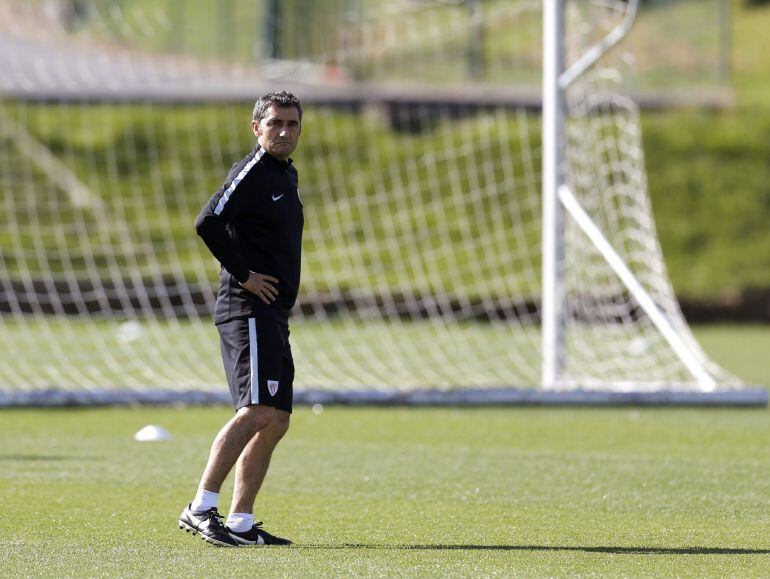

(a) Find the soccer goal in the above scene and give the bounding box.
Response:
[0,0,764,406]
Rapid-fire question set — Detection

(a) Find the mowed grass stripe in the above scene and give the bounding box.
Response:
[0,404,768,576]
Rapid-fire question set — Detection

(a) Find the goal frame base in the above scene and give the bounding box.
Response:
[1,387,765,408]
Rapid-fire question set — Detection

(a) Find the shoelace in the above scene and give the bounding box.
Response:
[203,508,227,530]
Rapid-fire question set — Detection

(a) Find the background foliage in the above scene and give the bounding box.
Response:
[2,0,767,309]
[641,1,770,303]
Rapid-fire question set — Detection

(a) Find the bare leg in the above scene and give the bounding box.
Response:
[197,405,278,493]
[230,408,290,514]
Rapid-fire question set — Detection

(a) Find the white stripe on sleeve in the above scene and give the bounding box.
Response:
[213,148,265,216]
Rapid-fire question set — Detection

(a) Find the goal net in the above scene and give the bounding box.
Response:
[0,0,757,405]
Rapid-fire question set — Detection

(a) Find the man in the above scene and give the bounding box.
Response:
[179,91,304,547]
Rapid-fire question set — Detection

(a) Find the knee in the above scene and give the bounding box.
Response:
[267,411,290,441]
[235,406,289,441]
[234,405,272,433]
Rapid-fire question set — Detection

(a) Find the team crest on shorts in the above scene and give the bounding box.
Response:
[267,380,279,396]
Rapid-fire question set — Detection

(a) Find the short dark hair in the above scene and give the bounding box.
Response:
[252,91,303,124]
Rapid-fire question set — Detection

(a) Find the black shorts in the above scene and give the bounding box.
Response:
[217,316,294,413]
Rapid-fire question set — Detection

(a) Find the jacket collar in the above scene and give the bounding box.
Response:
[254,144,293,166]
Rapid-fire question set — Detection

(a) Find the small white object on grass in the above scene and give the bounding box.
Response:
[134,424,172,441]
[627,336,649,356]
[312,403,324,415]
[117,320,143,344]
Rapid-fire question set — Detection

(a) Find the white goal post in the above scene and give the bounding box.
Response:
[543,0,714,391]
[0,0,764,406]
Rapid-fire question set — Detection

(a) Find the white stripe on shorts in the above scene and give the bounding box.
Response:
[248,318,259,405]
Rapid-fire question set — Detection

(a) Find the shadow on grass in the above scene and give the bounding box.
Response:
[305,544,770,555]
[0,454,103,461]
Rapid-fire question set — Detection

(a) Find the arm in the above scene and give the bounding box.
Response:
[194,196,250,284]
[194,161,279,304]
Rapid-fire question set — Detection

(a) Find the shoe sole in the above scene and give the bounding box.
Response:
[229,534,258,546]
[178,519,239,548]
[228,533,293,547]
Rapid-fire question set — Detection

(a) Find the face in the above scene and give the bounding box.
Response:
[252,105,301,161]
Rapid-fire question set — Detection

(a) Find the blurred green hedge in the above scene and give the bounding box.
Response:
[642,109,770,301]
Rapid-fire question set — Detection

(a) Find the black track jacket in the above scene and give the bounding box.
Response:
[195,144,304,325]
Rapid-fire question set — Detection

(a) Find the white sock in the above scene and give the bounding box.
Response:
[225,512,254,532]
[190,489,219,512]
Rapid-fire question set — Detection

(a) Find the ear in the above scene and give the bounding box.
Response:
[251,119,260,137]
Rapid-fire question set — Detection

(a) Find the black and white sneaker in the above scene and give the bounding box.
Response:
[226,522,292,546]
[178,504,240,547]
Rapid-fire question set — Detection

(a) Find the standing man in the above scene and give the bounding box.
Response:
[179,91,304,547]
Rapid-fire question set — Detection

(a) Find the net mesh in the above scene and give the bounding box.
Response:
[0,0,739,400]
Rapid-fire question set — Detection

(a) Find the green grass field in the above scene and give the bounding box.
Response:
[1,325,768,577]
[1,2,769,575]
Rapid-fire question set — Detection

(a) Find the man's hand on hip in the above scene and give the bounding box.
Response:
[240,272,279,304]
